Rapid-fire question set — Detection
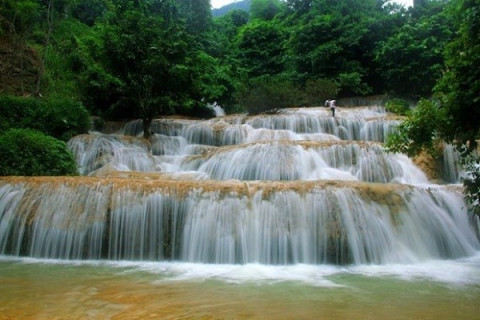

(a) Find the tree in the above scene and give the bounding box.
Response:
[250,0,283,20]
[87,0,214,137]
[386,0,480,214]
[0,0,40,34]
[435,0,480,213]
[235,20,287,78]
[0,0,41,94]
[375,0,453,98]
[434,0,480,150]
[285,0,313,13]
[385,99,447,156]
[179,0,212,35]
[286,0,396,95]
[236,77,301,114]
[70,0,110,26]
[99,6,181,137]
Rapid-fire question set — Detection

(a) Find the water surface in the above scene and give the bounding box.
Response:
[1,256,479,319]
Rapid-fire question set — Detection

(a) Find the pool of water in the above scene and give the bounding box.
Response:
[1,255,480,319]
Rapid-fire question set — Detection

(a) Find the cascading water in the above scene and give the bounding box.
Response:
[2,105,480,319]
[0,177,477,264]
[1,105,478,264]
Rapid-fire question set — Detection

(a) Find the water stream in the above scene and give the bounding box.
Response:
[1,105,479,318]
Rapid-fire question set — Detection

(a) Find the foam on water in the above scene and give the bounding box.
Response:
[2,254,480,287]
[349,252,480,285]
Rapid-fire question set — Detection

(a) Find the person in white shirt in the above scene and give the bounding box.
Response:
[325,99,336,117]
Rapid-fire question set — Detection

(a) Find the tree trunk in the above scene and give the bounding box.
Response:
[35,0,54,96]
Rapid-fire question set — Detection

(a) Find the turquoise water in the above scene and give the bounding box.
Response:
[1,255,479,319]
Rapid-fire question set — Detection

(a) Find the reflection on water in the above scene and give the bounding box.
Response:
[1,257,479,320]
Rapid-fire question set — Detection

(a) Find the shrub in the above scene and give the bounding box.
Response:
[336,72,372,96]
[385,99,447,157]
[0,95,90,141]
[236,78,302,115]
[462,150,480,216]
[0,129,78,176]
[385,98,410,116]
[303,78,338,107]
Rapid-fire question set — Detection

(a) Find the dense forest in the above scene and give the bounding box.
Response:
[0,0,479,211]
[0,0,464,117]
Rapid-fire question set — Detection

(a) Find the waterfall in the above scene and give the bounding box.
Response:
[119,107,399,144]
[442,144,463,183]
[67,134,157,175]
[1,105,479,265]
[207,102,226,117]
[0,178,109,259]
[0,178,478,263]
[180,141,428,183]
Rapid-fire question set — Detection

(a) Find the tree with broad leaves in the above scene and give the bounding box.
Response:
[386,0,480,214]
[97,1,198,138]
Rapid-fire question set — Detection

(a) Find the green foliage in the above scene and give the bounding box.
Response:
[434,0,480,150]
[462,151,480,216]
[336,72,372,97]
[286,0,394,96]
[434,0,480,214]
[0,128,78,176]
[70,0,110,26]
[236,77,301,115]
[0,0,41,34]
[41,18,93,99]
[250,0,283,20]
[385,99,446,157]
[2,0,459,118]
[235,19,287,78]
[179,0,212,35]
[79,0,221,136]
[384,0,480,214]
[210,9,249,57]
[374,1,453,98]
[385,98,410,116]
[189,52,235,107]
[303,78,338,107]
[286,0,313,13]
[0,95,90,141]
[94,6,186,128]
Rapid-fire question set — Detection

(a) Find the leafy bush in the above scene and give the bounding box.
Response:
[385,98,410,116]
[236,78,302,115]
[0,129,78,176]
[303,78,338,107]
[462,150,480,216]
[385,99,447,157]
[0,95,90,141]
[336,72,372,96]
[70,0,109,26]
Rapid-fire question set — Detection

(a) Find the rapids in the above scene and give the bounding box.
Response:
[1,104,479,319]
[0,105,478,265]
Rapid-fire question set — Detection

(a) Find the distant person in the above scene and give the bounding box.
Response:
[325,99,337,117]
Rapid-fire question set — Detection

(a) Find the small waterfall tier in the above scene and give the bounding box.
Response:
[69,135,428,184]
[120,106,401,145]
[0,177,478,264]
[180,140,428,183]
